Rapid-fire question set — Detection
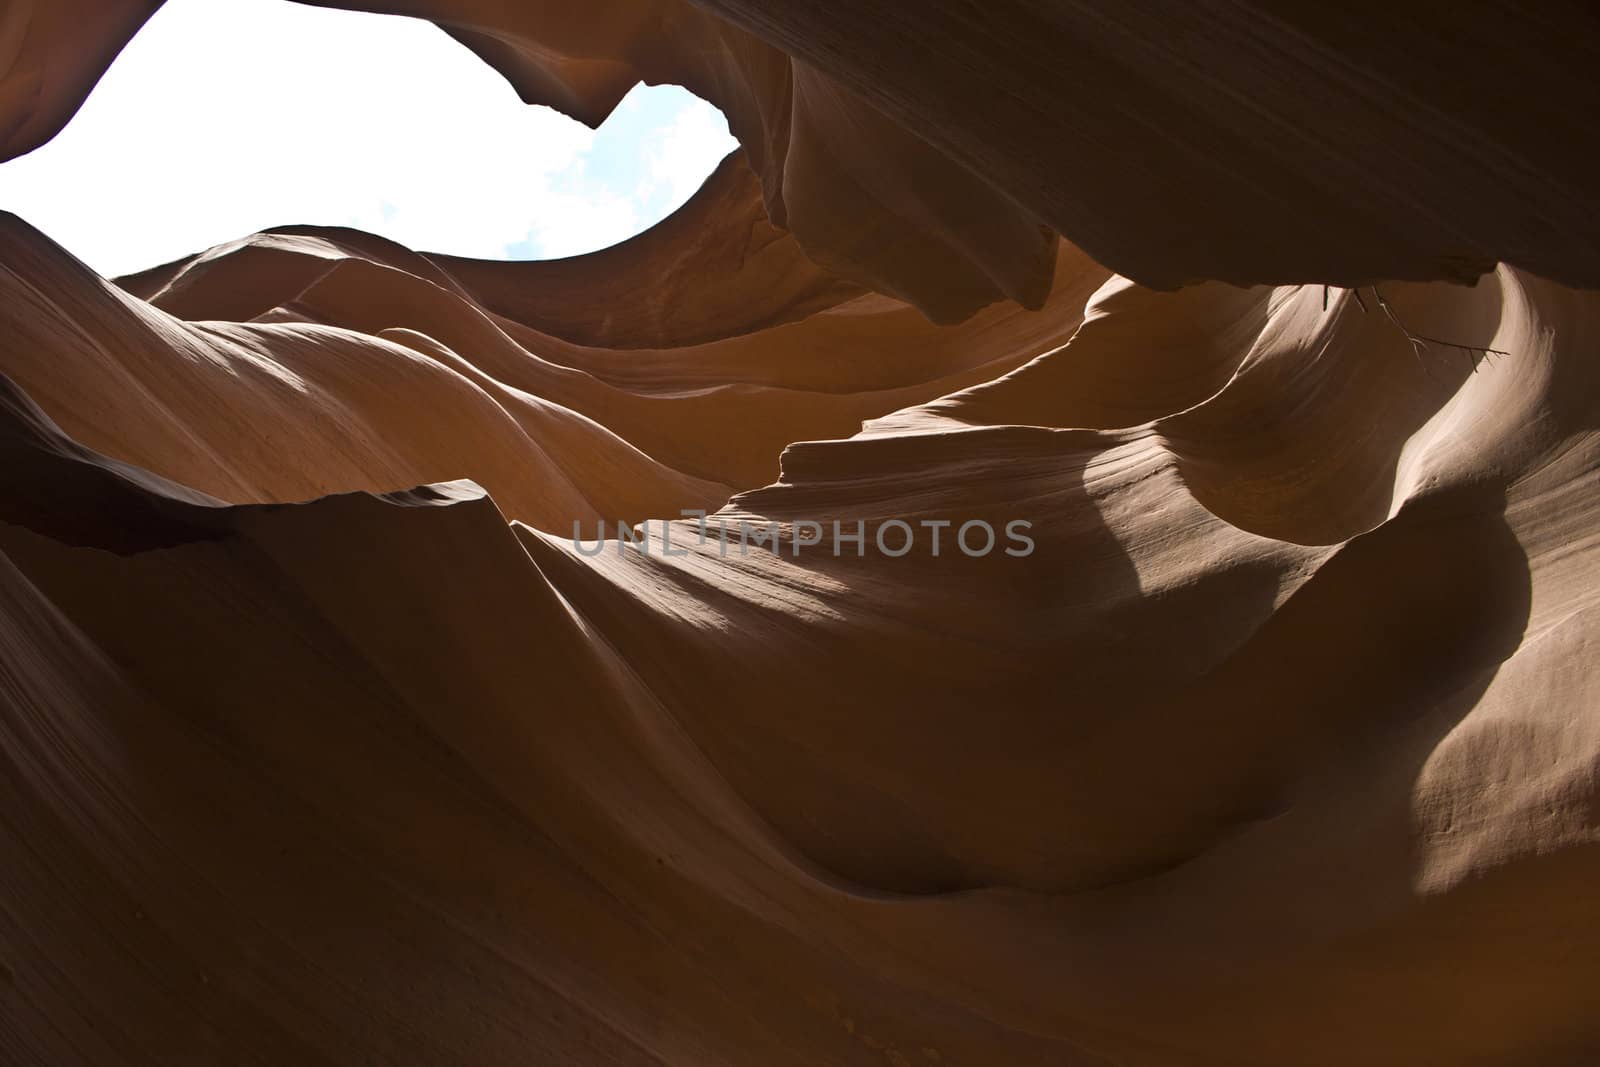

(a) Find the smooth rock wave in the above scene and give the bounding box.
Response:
[1,2,1598,1064]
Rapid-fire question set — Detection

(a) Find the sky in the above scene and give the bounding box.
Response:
[0,0,737,277]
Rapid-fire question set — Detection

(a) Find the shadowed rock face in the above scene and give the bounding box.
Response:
[7,1,1600,311]
[2,3,1599,1065]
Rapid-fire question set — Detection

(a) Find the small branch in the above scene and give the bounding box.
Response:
[1329,285,1509,371]
[1372,288,1431,366]
[1370,286,1510,370]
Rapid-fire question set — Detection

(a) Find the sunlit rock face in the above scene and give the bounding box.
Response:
[2,2,1599,1065]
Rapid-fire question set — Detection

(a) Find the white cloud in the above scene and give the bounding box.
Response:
[0,0,736,276]
[640,100,743,213]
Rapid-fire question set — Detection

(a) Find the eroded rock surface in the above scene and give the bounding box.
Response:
[1,3,1598,1064]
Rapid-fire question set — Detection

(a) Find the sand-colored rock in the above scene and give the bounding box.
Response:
[1,2,1598,1065]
